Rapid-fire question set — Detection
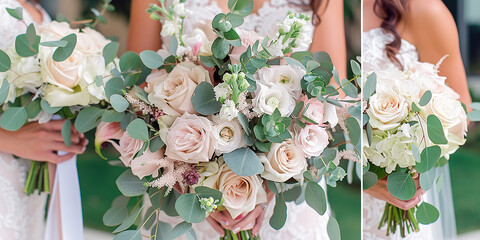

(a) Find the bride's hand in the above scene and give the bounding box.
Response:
[0,120,88,163]
[365,176,425,210]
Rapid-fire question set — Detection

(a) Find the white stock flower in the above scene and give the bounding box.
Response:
[212,116,246,155]
[173,3,191,17]
[214,82,232,102]
[161,21,178,38]
[219,99,239,121]
[253,83,295,117]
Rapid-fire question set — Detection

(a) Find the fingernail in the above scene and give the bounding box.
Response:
[233,227,241,234]
[234,214,243,220]
[221,220,228,226]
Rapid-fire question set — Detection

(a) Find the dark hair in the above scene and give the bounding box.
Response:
[290,0,327,25]
[374,0,408,69]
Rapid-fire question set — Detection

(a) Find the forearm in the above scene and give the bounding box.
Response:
[0,128,17,155]
[127,0,163,53]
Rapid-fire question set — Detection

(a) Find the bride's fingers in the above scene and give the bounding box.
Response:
[206,217,225,237]
[46,152,76,164]
[251,208,266,236]
[209,212,230,228]
[232,205,263,233]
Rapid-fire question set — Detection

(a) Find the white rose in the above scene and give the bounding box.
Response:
[201,161,267,219]
[259,139,307,182]
[253,83,295,117]
[257,65,305,99]
[219,99,239,121]
[4,47,42,90]
[367,89,408,131]
[294,125,329,157]
[147,62,211,116]
[212,116,246,155]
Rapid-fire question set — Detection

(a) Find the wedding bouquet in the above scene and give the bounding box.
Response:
[0,3,117,195]
[362,58,468,237]
[95,0,361,239]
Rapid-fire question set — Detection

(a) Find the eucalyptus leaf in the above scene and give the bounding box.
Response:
[105,77,125,98]
[237,112,251,135]
[345,117,361,146]
[115,169,147,197]
[26,24,37,46]
[53,34,77,62]
[363,73,376,101]
[212,37,230,59]
[427,115,448,144]
[61,120,71,147]
[15,34,39,57]
[140,50,164,69]
[341,78,358,98]
[6,7,23,20]
[149,136,165,153]
[126,119,149,141]
[195,186,223,201]
[327,217,341,240]
[110,94,129,112]
[0,50,11,72]
[192,82,222,115]
[0,107,27,131]
[419,90,432,106]
[170,222,193,239]
[103,41,119,66]
[269,196,287,230]
[416,202,439,225]
[102,110,125,122]
[417,145,441,173]
[305,181,327,215]
[40,40,68,47]
[387,171,416,201]
[103,205,128,227]
[0,79,10,104]
[40,99,61,114]
[350,59,361,76]
[113,206,141,233]
[223,148,264,176]
[363,171,378,190]
[175,193,206,223]
[420,168,436,191]
[113,230,141,240]
[228,0,254,16]
[169,36,178,56]
[74,107,105,133]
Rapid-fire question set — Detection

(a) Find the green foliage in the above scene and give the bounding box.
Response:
[417,145,441,173]
[192,82,222,115]
[327,217,341,240]
[115,169,147,197]
[6,7,23,20]
[140,50,164,69]
[105,77,126,98]
[305,181,327,215]
[419,90,432,106]
[103,196,129,227]
[114,230,141,240]
[223,148,264,176]
[363,73,376,101]
[0,107,27,131]
[40,40,68,48]
[74,107,105,133]
[15,34,40,57]
[0,50,11,72]
[113,206,142,233]
[0,79,10,104]
[363,171,378,190]
[228,0,254,17]
[53,34,77,62]
[175,194,206,223]
[212,37,230,59]
[103,41,119,66]
[301,74,327,98]
[110,94,130,112]
[61,120,72,147]
[269,196,287,230]
[170,222,193,239]
[256,109,292,143]
[40,99,61,114]
[387,171,416,201]
[416,202,439,224]
[426,115,448,144]
[419,168,436,191]
[126,119,149,141]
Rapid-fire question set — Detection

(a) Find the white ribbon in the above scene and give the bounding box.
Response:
[44,116,84,240]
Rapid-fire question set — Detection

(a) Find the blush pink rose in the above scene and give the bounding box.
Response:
[165,113,215,164]
[112,132,145,167]
[294,125,329,157]
[259,139,307,182]
[130,149,165,179]
[298,94,325,125]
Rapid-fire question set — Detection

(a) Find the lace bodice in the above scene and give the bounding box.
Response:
[362,28,418,73]
[165,0,314,51]
[0,1,50,239]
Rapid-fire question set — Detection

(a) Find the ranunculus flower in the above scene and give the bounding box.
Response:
[294,125,329,157]
[147,62,212,116]
[253,83,295,117]
[165,113,215,164]
[130,149,165,179]
[257,65,305,99]
[112,132,145,167]
[367,89,408,131]
[201,161,267,219]
[94,122,123,158]
[259,139,307,182]
[229,29,263,64]
[212,116,246,155]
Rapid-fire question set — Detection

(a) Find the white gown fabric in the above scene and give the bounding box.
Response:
[0,1,50,239]
[151,1,331,239]
[362,28,457,240]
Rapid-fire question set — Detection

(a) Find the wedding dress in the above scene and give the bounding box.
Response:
[362,28,457,240]
[0,1,50,239]
[150,1,331,239]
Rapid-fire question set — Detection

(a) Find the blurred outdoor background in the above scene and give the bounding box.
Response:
[36,0,362,239]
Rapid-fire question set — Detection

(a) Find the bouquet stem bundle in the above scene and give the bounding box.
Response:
[221,230,260,240]
[24,161,50,195]
[379,203,419,238]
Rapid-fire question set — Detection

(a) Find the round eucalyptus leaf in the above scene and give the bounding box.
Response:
[0,50,11,72]
[140,50,164,69]
[212,37,230,59]
[387,172,416,201]
[305,181,327,215]
[74,107,105,133]
[192,82,222,115]
[53,34,77,62]
[416,202,439,225]
[363,171,378,190]
[0,78,10,104]
[417,145,441,173]
[0,107,27,131]
[103,206,128,227]
[115,169,148,197]
[419,90,432,106]
[113,230,141,240]
[103,41,119,66]
[426,115,448,144]
[327,217,341,240]
[269,196,287,230]
[419,168,436,191]
[110,94,129,112]
[170,221,193,239]
[223,148,264,176]
[126,119,149,141]
[175,193,206,223]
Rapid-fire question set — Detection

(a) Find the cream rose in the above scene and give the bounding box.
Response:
[147,62,211,116]
[130,149,165,179]
[212,116,246,155]
[257,65,305,99]
[39,21,77,40]
[367,89,408,131]
[259,139,307,182]
[39,46,83,90]
[297,94,325,125]
[201,161,267,219]
[253,83,295,117]
[165,113,215,164]
[294,125,329,157]
[111,132,145,167]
